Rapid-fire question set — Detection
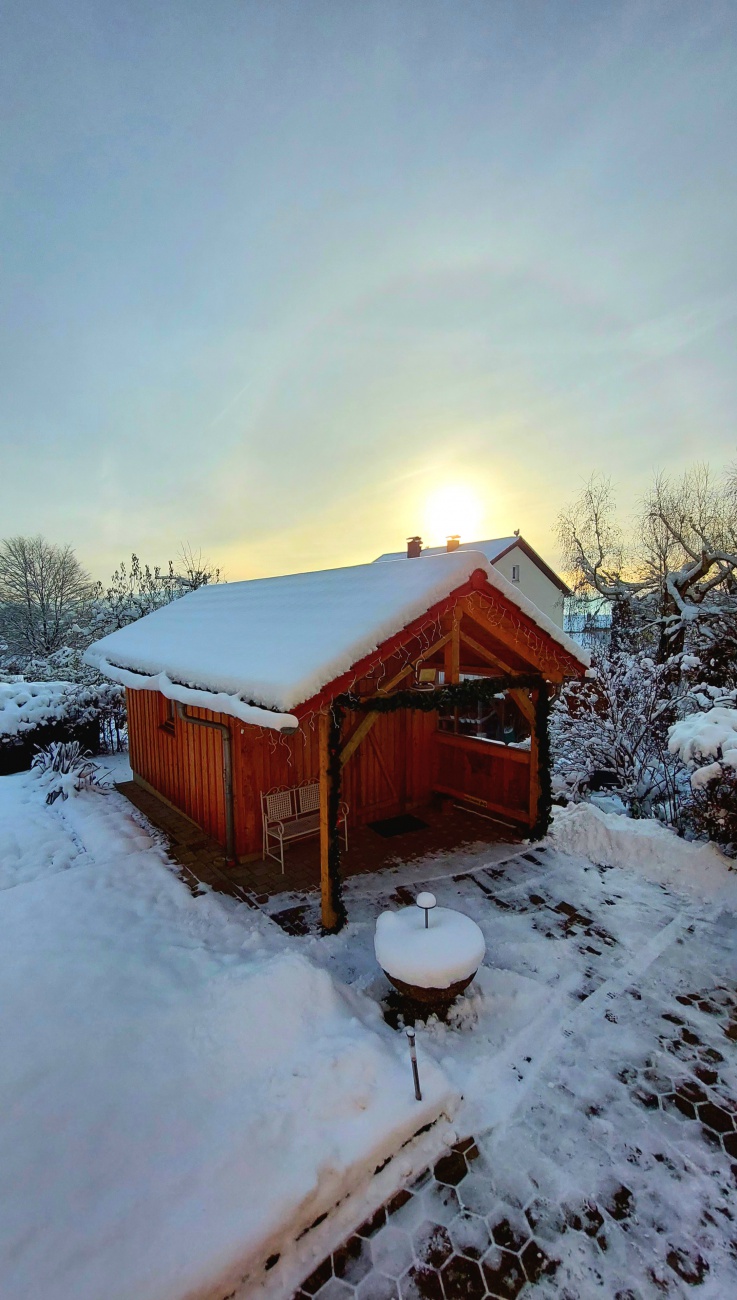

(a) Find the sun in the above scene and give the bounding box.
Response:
[424,483,484,546]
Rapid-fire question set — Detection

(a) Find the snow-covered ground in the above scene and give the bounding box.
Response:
[0,771,457,1300]
[270,812,737,1298]
[2,766,737,1300]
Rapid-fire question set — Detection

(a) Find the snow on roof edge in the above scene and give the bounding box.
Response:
[92,658,299,733]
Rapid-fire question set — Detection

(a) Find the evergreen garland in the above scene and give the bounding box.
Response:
[322,673,553,933]
[325,704,348,934]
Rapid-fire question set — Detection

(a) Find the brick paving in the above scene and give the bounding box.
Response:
[115,779,516,915]
[294,1137,562,1300]
[296,987,737,1299]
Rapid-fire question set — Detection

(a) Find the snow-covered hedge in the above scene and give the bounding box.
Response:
[0,680,125,767]
[0,681,71,738]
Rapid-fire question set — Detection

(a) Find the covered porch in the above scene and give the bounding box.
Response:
[117,774,520,930]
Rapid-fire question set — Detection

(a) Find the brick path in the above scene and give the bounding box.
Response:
[115,779,515,914]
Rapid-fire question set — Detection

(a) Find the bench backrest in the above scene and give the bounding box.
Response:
[262,782,320,826]
[297,783,320,815]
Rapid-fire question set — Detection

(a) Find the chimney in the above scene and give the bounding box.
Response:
[446,535,460,553]
[406,536,422,559]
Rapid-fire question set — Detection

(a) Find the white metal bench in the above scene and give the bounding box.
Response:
[261,781,349,873]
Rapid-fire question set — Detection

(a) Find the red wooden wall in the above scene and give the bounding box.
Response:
[127,689,444,857]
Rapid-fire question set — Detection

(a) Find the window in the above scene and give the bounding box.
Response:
[511,564,520,582]
[159,697,176,735]
[437,687,530,746]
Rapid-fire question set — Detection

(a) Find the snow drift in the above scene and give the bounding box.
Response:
[549,802,735,905]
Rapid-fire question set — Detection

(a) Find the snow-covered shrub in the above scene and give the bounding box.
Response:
[550,654,683,820]
[668,707,737,777]
[682,770,737,857]
[31,741,105,805]
[668,707,737,855]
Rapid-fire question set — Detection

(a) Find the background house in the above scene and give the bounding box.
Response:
[374,534,570,627]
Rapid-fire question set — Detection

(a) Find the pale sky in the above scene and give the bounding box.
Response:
[2,1,735,583]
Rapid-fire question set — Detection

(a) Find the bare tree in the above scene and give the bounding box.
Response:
[558,463,737,659]
[0,536,93,656]
[92,545,222,633]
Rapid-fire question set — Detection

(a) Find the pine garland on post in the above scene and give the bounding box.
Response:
[324,703,348,934]
[530,684,553,841]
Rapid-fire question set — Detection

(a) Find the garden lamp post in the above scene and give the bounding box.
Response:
[416,891,437,929]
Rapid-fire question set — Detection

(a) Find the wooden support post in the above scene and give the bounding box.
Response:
[528,687,540,831]
[318,710,338,931]
[444,614,461,684]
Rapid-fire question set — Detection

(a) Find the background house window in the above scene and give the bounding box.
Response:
[511,564,520,582]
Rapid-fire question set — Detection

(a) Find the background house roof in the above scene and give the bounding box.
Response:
[375,536,518,563]
[374,535,571,596]
[85,551,588,725]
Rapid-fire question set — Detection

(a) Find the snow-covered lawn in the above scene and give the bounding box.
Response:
[2,769,737,1300]
[0,773,457,1300]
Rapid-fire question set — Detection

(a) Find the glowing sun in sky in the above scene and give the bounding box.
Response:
[424,483,484,546]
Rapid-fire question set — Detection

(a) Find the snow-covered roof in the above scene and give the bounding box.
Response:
[374,537,518,564]
[85,551,588,729]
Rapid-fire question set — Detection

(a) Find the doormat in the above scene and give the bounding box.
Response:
[367,813,430,838]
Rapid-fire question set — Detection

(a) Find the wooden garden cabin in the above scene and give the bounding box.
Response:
[85,551,588,929]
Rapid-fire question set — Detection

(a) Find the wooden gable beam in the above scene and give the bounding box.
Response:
[373,631,452,697]
[459,594,566,683]
[340,710,379,767]
[460,627,518,677]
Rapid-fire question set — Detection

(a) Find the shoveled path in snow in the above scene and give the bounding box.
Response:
[274,835,737,1299]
